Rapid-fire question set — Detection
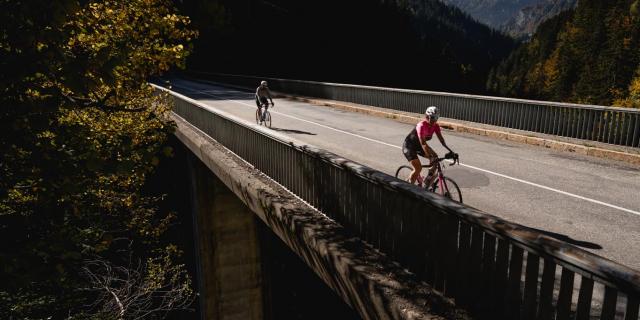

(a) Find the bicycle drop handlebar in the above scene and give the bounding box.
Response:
[428,152,460,166]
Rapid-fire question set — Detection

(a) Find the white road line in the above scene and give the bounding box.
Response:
[460,163,640,216]
[174,83,640,217]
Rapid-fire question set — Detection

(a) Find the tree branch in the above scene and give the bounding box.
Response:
[62,90,147,113]
[105,285,126,320]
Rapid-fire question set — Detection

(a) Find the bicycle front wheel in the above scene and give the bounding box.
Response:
[264,111,271,128]
[439,177,463,203]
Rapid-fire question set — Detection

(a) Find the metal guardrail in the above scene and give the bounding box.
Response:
[187,71,640,148]
[158,85,640,320]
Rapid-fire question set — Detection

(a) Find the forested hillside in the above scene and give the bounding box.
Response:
[488,0,640,107]
[177,0,515,93]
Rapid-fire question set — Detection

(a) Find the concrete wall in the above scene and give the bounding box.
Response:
[186,150,360,320]
[174,113,470,320]
[188,153,263,320]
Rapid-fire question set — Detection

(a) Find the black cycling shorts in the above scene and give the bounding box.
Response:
[402,139,425,161]
[256,96,269,107]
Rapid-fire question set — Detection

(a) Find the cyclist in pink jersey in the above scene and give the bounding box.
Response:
[402,106,455,186]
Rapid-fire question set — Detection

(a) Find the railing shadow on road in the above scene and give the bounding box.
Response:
[172,89,253,101]
[522,226,603,250]
[271,127,317,135]
[160,78,254,101]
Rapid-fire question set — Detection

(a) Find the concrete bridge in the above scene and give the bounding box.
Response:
[155,74,640,320]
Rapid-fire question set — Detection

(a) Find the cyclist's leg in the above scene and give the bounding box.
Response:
[402,142,422,184]
[423,148,437,183]
[409,159,422,185]
[428,159,437,175]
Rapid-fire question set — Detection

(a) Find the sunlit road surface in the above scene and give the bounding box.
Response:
[169,78,640,270]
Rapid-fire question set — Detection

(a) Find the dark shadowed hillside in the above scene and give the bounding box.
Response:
[177,0,515,93]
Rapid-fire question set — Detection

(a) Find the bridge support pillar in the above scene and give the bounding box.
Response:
[188,153,264,320]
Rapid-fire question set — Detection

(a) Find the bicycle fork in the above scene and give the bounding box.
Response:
[438,173,447,196]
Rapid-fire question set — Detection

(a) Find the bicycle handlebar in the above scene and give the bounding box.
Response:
[434,152,460,166]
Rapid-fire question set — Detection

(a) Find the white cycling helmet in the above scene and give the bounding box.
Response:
[425,105,439,120]
[260,80,268,87]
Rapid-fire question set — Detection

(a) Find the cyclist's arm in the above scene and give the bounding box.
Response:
[435,131,453,153]
[420,136,437,160]
[266,88,274,105]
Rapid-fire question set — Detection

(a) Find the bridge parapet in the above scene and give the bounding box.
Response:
[171,97,468,319]
[157,84,640,320]
[189,71,640,149]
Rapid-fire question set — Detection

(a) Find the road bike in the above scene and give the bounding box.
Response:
[395,152,463,203]
[255,102,272,128]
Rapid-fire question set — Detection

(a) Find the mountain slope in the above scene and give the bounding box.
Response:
[177,0,515,93]
[441,0,577,39]
[488,0,640,106]
[440,0,539,29]
[501,0,577,39]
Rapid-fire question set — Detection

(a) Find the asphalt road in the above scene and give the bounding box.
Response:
[169,78,640,270]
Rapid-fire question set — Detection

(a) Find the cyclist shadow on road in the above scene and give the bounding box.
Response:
[525,226,603,250]
[271,127,317,135]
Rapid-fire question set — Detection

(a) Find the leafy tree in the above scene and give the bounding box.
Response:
[0,0,197,318]
[615,66,640,108]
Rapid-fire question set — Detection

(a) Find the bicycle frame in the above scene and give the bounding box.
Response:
[423,158,450,195]
[259,105,266,119]
[434,161,449,195]
[256,103,269,121]
[395,152,461,202]
[255,103,273,128]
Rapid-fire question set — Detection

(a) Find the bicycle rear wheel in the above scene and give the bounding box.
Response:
[436,177,463,203]
[264,110,271,128]
[255,108,261,124]
[395,165,419,185]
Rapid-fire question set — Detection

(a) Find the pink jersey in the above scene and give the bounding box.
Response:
[416,120,441,141]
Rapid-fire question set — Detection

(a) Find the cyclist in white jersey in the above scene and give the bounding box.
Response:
[255,81,274,121]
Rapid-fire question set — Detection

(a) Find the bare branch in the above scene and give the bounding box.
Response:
[80,256,194,319]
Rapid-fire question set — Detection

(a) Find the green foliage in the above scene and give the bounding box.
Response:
[614,66,640,107]
[0,0,197,318]
[488,0,640,106]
